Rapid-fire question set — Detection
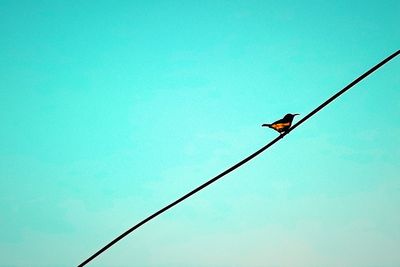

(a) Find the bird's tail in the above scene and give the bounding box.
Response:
[262,124,271,127]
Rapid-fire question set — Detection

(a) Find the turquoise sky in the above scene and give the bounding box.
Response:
[0,1,399,266]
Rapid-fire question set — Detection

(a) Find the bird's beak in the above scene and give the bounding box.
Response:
[293,113,300,116]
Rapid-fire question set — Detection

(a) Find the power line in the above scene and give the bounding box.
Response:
[78,50,399,266]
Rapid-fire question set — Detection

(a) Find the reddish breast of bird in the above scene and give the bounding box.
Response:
[272,122,290,131]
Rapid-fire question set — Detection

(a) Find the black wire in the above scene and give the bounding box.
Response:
[290,50,400,132]
[78,50,399,267]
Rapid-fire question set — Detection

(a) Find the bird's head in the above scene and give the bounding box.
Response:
[284,113,299,119]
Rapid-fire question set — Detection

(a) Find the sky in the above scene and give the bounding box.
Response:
[0,1,399,266]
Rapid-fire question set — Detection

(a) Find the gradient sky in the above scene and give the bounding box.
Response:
[0,1,399,267]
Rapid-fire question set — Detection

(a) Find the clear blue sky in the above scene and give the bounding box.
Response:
[0,1,399,266]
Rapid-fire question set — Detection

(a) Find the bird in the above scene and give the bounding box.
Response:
[262,113,299,134]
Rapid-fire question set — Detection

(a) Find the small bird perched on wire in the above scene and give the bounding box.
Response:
[262,113,299,134]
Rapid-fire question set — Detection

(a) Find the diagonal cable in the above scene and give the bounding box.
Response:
[78,50,399,267]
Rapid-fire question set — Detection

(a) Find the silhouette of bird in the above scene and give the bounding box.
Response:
[262,113,299,134]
